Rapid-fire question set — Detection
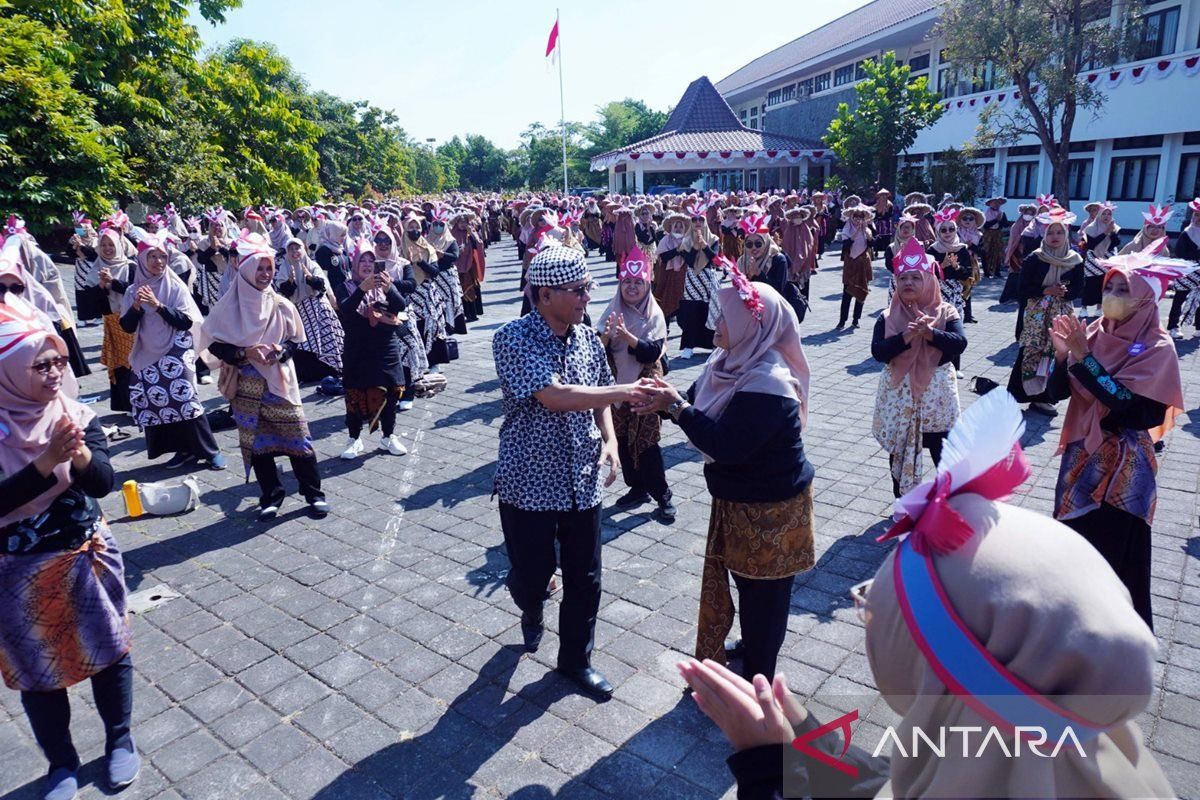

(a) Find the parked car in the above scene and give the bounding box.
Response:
[570,187,605,197]
[646,185,687,195]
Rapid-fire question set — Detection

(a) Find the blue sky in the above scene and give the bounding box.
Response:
[197,0,872,149]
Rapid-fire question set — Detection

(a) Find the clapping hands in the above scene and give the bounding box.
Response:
[602,312,637,347]
[903,313,935,344]
[35,416,88,477]
[1050,314,1090,362]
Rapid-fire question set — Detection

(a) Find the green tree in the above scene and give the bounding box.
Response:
[584,99,668,157]
[824,51,944,188]
[0,8,133,225]
[936,0,1141,207]
[200,40,322,207]
[411,147,446,193]
[929,147,983,204]
[521,122,589,190]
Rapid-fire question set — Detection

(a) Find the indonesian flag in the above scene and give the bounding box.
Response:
[545,19,560,64]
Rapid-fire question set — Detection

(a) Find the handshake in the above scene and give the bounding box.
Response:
[615,376,684,415]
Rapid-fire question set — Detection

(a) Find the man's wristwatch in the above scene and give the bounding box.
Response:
[667,398,688,420]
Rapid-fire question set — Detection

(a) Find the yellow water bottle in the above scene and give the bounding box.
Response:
[122,480,144,518]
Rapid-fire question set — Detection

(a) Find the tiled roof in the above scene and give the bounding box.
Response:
[590,77,823,168]
[715,0,940,96]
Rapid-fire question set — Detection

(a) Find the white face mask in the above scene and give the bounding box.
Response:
[1022,213,1034,221]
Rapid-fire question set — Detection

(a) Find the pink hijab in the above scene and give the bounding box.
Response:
[884,268,959,401]
[199,236,305,406]
[1059,266,1184,454]
[692,278,809,459]
[0,299,95,528]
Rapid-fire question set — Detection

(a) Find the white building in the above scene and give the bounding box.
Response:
[715,0,1200,229]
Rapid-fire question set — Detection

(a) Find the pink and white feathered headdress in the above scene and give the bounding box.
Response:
[1035,204,1077,227]
[738,213,771,236]
[1035,193,1057,209]
[722,258,765,320]
[1141,203,1173,226]
[1189,197,1200,214]
[204,206,226,224]
[163,203,178,218]
[234,230,275,269]
[430,205,451,225]
[932,207,959,225]
[560,208,582,228]
[895,235,940,276]
[685,199,709,218]
[103,210,129,231]
[4,215,24,236]
[71,211,90,227]
[1097,237,1200,302]
[144,214,166,228]
[618,246,650,282]
[184,216,201,231]
[880,389,1030,555]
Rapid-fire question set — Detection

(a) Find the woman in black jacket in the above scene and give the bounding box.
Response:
[1006,210,1085,415]
[0,304,138,799]
[638,276,813,682]
[336,247,409,460]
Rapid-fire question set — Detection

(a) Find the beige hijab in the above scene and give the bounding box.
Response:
[199,245,306,406]
[866,495,1172,799]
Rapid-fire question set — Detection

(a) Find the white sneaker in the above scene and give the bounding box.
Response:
[198,375,213,385]
[1170,328,1183,340]
[428,365,442,374]
[380,434,408,456]
[398,399,414,411]
[340,437,364,460]
[678,348,694,359]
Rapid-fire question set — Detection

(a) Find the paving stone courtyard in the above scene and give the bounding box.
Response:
[1,238,1198,799]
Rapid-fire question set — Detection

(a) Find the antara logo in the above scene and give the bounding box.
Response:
[871,725,1088,759]
[791,709,860,778]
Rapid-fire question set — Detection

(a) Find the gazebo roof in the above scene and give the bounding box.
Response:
[590,76,825,171]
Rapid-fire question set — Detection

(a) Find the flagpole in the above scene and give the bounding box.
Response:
[557,8,568,195]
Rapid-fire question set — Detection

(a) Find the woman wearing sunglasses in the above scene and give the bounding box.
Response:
[0,299,140,800]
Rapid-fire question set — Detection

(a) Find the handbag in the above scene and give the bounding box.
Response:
[137,477,200,516]
[445,337,460,361]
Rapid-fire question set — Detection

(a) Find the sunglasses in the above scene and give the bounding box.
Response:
[374,238,391,246]
[746,240,764,248]
[552,281,597,297]
[0,283,26,295]
[30,355,69,375]
[938,227,956,233]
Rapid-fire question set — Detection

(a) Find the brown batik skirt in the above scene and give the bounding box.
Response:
[695,485,815,664]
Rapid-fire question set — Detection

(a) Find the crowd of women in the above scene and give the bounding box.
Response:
[0,180,1195,799]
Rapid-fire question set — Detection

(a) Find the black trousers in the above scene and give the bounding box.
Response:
[498,502,602,670]
[733,573,795,681]
[964,295,975,321]
[616,439,669,502]
[890,431,947,497]
[252,453,324,507]
[838,293,864,326]
[1062,503,1153,631]
[1167,290,1199,331]
[21,653,133,773]
[346,393,399,439]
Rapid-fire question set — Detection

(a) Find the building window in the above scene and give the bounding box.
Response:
[907,52,930,73]
[798,77,814,96]
[814,72,831,92]
[855,60,869,80]
[974,163,996,194]
[768,88,783,106]
[739,109,747,123]
[1176,153,1200,200]
[937,66,960,98]
[834,64,855,86]
[749,107,758,129]
[1132,6,1180,59]
[1008,145,1041,157]
[1069,140,1097,152]
[969,61,997,92]
[1005,162,1039,197]
[1108,155,1161,201]
[1113,134,1164,150]
[1067,158,1094,200]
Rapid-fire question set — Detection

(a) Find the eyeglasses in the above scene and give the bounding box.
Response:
[374,238,391,246]
[746,240,764,248]
[0,283,26,295]
[938,227,956,233]
[552,281,597,297]
[30,356,69,375]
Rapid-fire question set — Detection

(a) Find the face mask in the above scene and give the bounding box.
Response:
[406,230,421,241]
[432,224,446,234]
[1102,294,1136,321]
[1022,213,1034,221]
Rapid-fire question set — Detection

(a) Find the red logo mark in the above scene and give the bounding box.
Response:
[791,709,859,777]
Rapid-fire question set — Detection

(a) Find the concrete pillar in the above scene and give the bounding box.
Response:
[634,162,645,193]
[1158,133,1181,204]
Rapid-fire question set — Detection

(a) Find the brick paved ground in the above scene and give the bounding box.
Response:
[0,239,1197,799]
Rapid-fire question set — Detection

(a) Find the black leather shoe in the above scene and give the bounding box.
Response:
[724,638,745,659]
[556,666,613,700]
[521,610,544,653]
